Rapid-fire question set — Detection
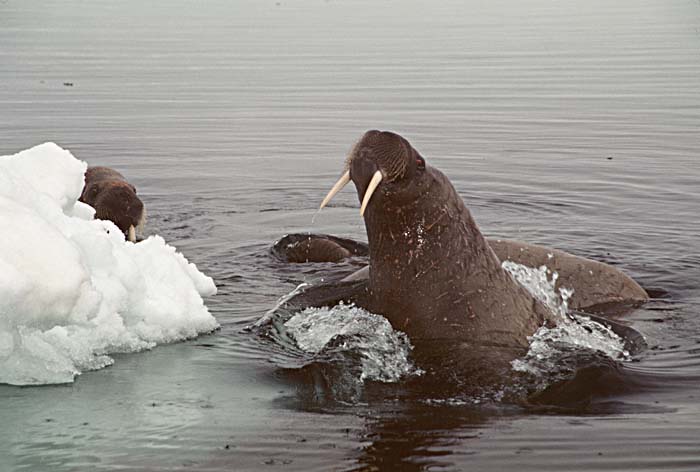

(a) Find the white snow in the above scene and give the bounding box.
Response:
[0,143,218,386]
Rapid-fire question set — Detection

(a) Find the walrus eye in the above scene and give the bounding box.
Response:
[416,156,425,170]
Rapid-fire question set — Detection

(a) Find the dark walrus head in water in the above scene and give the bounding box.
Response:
[80,166,145,242]
[319,130,555,352]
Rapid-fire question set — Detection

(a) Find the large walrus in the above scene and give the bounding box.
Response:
[289,130,559,351]
[272,131,648,365]
[79,166,145,242]
[274,234,648,314]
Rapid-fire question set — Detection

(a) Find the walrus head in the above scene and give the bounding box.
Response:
[320,130,426,216]
[83,181,145,242]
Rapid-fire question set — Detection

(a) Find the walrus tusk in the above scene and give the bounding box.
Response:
[360,170,383,216]
[319,170,350,210]
[128,225,136,242]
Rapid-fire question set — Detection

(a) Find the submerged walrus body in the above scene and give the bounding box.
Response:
[274,235,648,314]
[272,130,648,366]
[80,166,145,242]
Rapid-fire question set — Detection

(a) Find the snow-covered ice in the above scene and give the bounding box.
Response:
[0,143,218,386]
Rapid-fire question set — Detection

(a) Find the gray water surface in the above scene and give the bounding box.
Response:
[1,0,699,470]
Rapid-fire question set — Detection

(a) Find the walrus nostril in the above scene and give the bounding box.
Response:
[353,131,407,181]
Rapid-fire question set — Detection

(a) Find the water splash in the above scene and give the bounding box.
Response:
[283,303,421,383]
[250,282,309,330]
[502,261,630,377]
[310,208,321,225]
[260,261,634,401]
[502,261,573,317]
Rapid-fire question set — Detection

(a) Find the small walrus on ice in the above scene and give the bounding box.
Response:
[79,166,145,242]
[272,130,649,368]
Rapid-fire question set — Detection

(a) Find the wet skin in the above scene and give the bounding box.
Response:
[271,130,649,373]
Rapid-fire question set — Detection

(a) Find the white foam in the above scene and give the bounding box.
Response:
[284,304,420,382]
[0,143,218,386]
[502,261,629,376]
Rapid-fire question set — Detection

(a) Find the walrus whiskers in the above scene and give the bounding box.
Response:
[360,170,383,216]
[319,170,350,210]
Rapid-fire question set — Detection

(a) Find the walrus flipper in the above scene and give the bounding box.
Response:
[583,313,647,355]
[278,279,370,314]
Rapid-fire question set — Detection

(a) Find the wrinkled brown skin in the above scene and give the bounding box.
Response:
[354,141,554,349]
[79,166,144,240]
[332,239,649,313]
[286,130,554,355]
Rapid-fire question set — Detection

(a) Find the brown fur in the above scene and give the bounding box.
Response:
[79,166,145,241]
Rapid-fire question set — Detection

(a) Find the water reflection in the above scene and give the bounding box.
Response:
[355,403,492,472]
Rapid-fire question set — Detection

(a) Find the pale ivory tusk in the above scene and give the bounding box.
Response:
[360,170,383,216]
[128,225,136,242]
[319,170,350,210]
